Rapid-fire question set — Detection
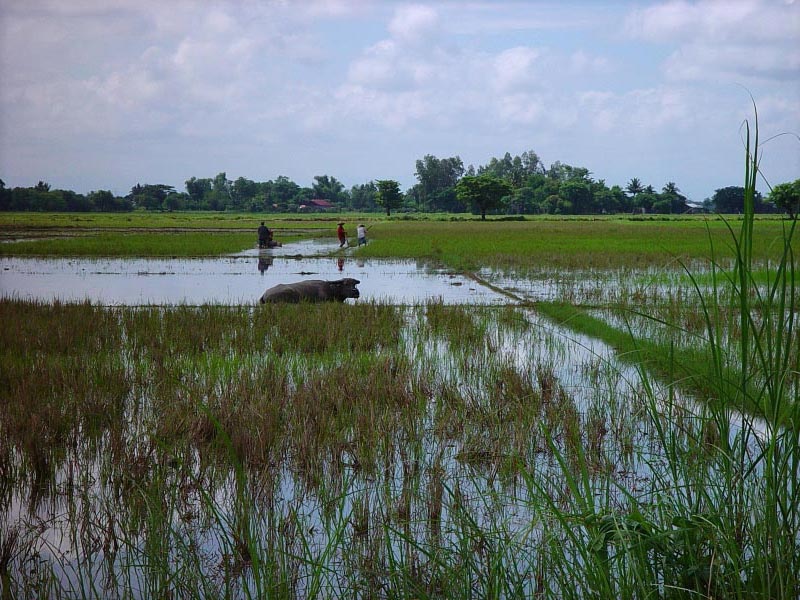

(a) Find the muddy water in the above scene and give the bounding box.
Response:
[0,239,509,305]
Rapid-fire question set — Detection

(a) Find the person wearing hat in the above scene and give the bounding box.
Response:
[337,222,347,247]
[356,223,367,246]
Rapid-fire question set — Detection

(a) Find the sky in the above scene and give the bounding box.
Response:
[1,0,798,203]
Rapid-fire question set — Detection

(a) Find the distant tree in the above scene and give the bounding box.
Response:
[509,186,535,214]
[769,179,800,219]
[558,181,594,214]
[35,181,51,192]
[350,182,378,211]
[414,154,464,210]
[129,184,175,210]
[712,186,765,213]
[521,150,545,176]
[163,191,185,211]
[548,162,591,183]
[270,176,301,210]
[231,177,258,208]
[185,177,212,207]
[658,181,689,213]
[375,179,403,216]
[312,175,347,206]
[626,177,644,198]
[593,185,627,214]
[634,191,658,213]
[0,180,9,210]
[455,175,512,220]
[88,190,115,211]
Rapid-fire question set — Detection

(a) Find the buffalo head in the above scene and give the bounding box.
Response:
[329,278,360,301]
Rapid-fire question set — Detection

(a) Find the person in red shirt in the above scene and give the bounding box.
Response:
[337,222,347,247]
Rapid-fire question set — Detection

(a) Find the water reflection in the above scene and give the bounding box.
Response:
[257,253,273,275]
[1,251,508,306]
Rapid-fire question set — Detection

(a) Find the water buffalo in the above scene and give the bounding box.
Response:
[259,278,361,304]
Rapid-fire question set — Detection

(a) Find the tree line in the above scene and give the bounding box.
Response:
[1,150,797,217]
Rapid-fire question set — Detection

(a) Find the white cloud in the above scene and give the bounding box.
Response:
[491,47,543,93]
[0,0,797,199]
[387,4,439,45]
[625,0,800,82]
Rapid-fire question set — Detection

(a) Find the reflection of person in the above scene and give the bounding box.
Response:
[356,224,367,246]
[258,222,271,249]
[337,222,347,247]
[258,255,273,274]
[337,257,345,271]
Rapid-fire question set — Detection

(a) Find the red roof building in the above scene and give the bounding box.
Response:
[308,198,334,209]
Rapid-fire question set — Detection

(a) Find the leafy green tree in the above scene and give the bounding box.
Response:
[232,177,258,208]
[129,184,175,211]
[163,192,185,211]
[455,175,512,220]
[543,194,561,214]
[768,179,800,219]
[88,190,116,211]
[312,175,347,206]
[270,176,301,210]
[414,155,464,210]
[375,179,403,216]
[521,150,544,176]
[559,181,594,214]
[350,182,377,211]
[185,177,212,207]
[509,186,535,214]
[634,191,658,213]
[712,186,763,213]
[477,150,545,189]
[548,162,591,183]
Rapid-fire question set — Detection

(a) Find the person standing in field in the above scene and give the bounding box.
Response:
[258,221,270,248]
[337,222,347,247]
[356,223,367,246]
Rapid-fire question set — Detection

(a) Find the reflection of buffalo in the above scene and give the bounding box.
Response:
[260,278,361,304]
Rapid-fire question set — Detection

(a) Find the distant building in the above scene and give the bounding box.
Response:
[299,198,335,212]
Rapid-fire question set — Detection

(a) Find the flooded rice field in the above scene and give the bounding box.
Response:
[1,237,796,598]
[1,239,509,305]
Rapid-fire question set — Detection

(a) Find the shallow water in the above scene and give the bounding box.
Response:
[0,239,509,305]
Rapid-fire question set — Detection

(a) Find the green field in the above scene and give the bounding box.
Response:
[1,212,796,269]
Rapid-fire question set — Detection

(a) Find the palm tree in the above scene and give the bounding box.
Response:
[626,177,644,197]
[662,181,680,196]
